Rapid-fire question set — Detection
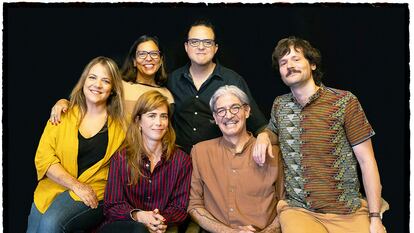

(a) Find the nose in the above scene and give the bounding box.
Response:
[287,59,295,69]
[197,43,205,50]
[94,79,103,88]
[223,109,233,118]
[145,54,153,61]
[155,116,162,125]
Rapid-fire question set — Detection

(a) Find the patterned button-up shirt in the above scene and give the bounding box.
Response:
[267,84,375,214]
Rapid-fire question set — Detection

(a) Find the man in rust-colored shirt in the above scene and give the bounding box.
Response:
[188,85,283,233]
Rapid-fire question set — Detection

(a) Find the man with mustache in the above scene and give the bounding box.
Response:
[253,36,387,233]
[188,85,283,233]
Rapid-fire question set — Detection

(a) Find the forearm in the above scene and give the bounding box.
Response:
[46,163,80,190]
[262,128,278,145]
[354,140,383,213]
[189,208,237,233]
[360,160,382,213]
[104,201,136,221]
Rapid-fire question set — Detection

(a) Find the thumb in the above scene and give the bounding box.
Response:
[267,144,274,158]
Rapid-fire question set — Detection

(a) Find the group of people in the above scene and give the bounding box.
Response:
[26,19,387,233]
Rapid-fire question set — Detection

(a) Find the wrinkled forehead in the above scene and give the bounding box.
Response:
[215,94,243,108]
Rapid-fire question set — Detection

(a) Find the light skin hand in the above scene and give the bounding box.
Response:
[370,218,386,233]
[135,209,166,233]
[45,163,98,208]
[252,132,274,166]
[71,182,99,208]
[49,99,69,125]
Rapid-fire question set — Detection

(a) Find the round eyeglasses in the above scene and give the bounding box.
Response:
[215,104,246,117]
[136,50,161,60]
[187,38,215,48]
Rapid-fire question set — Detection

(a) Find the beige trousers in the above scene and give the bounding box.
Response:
[277,199,371,233]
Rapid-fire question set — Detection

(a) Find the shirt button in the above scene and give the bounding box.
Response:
[193,128,197,131]
[147,196,151,200]
[195,95,199,98]
[145,164,149,167]
[149,180,152,183]
[229,208,234,212]
[194,112,198,115]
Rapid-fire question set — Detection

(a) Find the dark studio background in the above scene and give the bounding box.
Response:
[4,3,408,233]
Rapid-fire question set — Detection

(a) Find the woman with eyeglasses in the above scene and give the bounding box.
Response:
[26,56,126,233]
[99,90,192,233]
[49,35,174,123]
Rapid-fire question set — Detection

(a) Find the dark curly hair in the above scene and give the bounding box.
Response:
[272,36,323,85]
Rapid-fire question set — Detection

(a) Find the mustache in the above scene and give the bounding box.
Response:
[286,69,301,77]
[221,115,237,124]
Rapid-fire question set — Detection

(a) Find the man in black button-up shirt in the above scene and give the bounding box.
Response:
[167,19,267,154]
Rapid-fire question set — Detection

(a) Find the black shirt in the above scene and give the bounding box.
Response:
[167,62,267,154]
[77,123,108,176]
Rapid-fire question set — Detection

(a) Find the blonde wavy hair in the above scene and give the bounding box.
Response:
[69,56,126,129]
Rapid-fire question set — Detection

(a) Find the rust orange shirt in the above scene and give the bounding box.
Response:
[188,135,283,230]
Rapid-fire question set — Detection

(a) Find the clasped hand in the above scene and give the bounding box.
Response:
[135,209,167,233]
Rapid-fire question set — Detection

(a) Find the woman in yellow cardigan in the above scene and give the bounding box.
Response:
[26,56,126,233]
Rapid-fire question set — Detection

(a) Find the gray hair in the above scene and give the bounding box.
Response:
[209,85,250,112]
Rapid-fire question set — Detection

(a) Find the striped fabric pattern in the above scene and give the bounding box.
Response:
[103,147,192,226]
[268,85,374,214]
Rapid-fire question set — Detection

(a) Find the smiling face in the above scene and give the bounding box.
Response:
[134,40,162,80]
[83,63,112,107]
[278,46,316,88]
[139,104,169,143]
[213,93,250,139]
[185,25,218,66]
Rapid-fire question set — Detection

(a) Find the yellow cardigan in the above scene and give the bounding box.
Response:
[33,107,125,213]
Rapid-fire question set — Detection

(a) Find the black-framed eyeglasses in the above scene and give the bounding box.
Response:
[136,50,161,60]
[187,38,215,48]
[215,104,246,117]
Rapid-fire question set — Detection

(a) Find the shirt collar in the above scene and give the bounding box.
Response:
[290,83,326,107]
[181,61,224,81]
[220,132,254,155]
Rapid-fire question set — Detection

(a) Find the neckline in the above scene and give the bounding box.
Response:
[130,81,160,88]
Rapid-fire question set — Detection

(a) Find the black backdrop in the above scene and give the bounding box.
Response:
[4,3,408,233]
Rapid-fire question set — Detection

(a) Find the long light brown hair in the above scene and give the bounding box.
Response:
[69,56,126,129]
[125,90,176,185]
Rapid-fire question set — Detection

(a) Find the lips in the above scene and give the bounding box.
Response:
[89,89,102,94]
[143,64,155,68]
[223,120,238,126]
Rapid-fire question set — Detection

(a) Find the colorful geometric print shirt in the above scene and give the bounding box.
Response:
[267,84,375,214]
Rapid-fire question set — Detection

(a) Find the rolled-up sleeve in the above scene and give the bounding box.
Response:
[35,121,61,181]
[188,146,204,212]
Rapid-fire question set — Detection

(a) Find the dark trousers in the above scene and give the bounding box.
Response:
[99,221,149,233]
